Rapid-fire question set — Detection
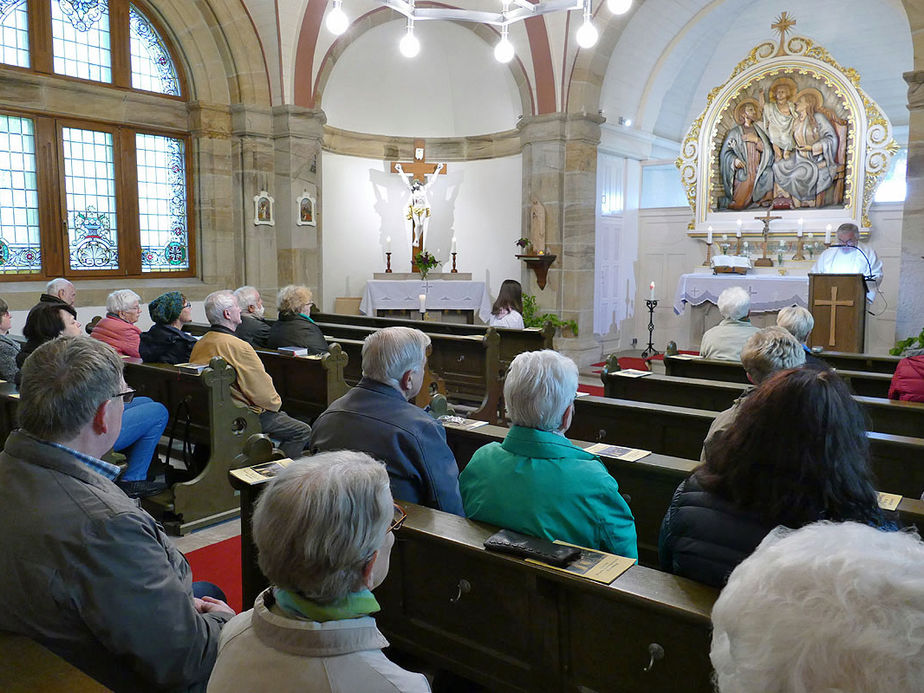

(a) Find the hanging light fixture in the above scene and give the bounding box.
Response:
[325,0,349,35]
[399,16,421,58]
[575,0,598,49]
[606,0,632,14]
[494,23,514,63]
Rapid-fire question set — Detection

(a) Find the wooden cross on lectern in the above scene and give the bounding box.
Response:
[814,285,854,346]
[391,140,447,268]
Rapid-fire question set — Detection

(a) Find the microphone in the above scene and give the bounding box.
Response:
[828,244,875,282]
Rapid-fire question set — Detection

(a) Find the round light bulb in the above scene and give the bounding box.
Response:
[606,0,632,14]
[494,36,514,63]
[325,5,349,35]
[575,19,598,48]
[399,28,420,58]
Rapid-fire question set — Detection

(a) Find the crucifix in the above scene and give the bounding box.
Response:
[753,208,781,267]
[814,285,854,346]
[391,139,447,272]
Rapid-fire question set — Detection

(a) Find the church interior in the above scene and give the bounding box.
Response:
[2,0,924,690]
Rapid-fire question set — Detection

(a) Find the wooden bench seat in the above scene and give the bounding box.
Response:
[254,345,350,424]
[0,632,108,692]
[814,350,902,374]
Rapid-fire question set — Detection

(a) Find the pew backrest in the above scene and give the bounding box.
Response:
[255,344,350,423]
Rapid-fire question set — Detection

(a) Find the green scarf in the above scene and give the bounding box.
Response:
[274,588,380,622]
[298,312,317,324]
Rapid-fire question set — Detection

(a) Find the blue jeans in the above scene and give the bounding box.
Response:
[115,397,169,481]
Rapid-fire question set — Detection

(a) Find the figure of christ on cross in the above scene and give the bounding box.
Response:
[753,208,781,267]
[392,139,447,271]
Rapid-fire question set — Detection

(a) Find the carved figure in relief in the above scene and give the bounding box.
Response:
[759,77,798,160]
[529,197,546,254]
[719,100,775,210]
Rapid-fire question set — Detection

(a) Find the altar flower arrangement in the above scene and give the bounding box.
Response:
[515,237,533,254]
[415,251,442,279]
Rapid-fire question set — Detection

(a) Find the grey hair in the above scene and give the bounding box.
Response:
[18,337,123,441]
[0,297,8,316]
[837,222,860,240]
[234,286,260,310]
[504,349,578,431]
[740,327,805,384]
[204,290,236,326]
[361,327,430,386]
[45,277,73,296]
[252,451,392,603]
[276,285,312,314]
[777,306,815,343]
[711,521,924,693]
[717,286,750,321]
[106,289,141,314]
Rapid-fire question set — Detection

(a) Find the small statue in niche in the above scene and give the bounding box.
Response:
[529,197,546,254]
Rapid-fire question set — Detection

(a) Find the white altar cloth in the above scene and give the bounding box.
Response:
[361,280,493,322]
[673,274,809,315]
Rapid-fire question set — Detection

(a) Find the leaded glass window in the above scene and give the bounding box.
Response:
[62,126,119,270]
[137,133,188,271]
[129,5,179,96]
[0,0,29,68]
[52,0,112,83]
[0,115,41,274]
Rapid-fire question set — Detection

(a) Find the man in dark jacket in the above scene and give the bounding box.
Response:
[38,277,76,307]
[233,285,271,348]
[0,337,234,691]
[309,326,464,515]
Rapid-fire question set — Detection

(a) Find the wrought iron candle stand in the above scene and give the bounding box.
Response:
[641,299,660,358]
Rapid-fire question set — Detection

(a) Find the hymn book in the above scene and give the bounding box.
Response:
[584,443,651,462]
[527,541,636,584]
[229,458,295,485]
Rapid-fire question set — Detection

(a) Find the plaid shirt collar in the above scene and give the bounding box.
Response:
[43,439,121,481]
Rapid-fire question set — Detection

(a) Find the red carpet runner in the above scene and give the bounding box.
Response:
[185,536,244,612]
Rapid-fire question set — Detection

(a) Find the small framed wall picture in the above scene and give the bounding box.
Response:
[253,191,275,226]
[296,191,316,227]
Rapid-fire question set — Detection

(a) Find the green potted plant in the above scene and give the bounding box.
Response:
[890,328,924,356]
[414,251,442,280]
[522,293,579,336]
[515,237,534,255]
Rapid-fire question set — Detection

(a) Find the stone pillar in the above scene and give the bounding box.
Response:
[897,70,924,341]
[272,106,326,301]
[231,104,278,307]
[519,112,603,367]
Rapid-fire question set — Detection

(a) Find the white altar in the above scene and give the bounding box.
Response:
[361,279,493,323]
[673,272,809,315]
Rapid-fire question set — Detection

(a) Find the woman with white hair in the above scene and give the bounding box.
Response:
[207,452,430,692]
[699,286,759,361]
[776,305,830,369]
[459,350,637,558]
[90,289,144,358]
[711,522,924,693]
[266,284,329,355]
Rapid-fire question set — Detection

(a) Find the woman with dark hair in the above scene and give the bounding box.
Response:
[488,279,524,329]
[17,302,168,498]
[0,297,21,382]
[139,291,197,364]
[659,367,891,588]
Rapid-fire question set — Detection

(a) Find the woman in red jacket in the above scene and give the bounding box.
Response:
[889,353,924,403]
[91,289,143,357]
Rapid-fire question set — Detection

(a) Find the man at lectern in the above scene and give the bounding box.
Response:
[811,223,883,300]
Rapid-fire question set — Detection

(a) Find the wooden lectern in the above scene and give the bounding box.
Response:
[807,273,867,352]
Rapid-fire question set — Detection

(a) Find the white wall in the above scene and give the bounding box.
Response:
[321,151,523,312]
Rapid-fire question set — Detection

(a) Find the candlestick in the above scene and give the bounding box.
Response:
[702,240,713,267]
[450,251,458,273]
[792,236,805,261]
[385,251,392,273]
[641,300,660,359]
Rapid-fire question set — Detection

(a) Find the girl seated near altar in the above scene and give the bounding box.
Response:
[488,279,524,329]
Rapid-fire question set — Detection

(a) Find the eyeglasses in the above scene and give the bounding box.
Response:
[387,503,407,534]
[183,302,191,309]
[112,388,136,404]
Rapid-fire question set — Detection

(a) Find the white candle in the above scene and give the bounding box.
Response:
[418,294,426,313]
[736,218,742,237]
[797,218,804,237]
[706,226,713,244]
[825,224,832,244]
[451,236,457,253]
[649,281,655,300]
[385,236,391,252]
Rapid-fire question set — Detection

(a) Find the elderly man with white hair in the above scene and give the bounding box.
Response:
[191,290,311,459]
[711,522,924,693]
[776,305,830,369]
[459,350,637,558]
[39,277,77,307]
[699,286,760,361]
[207,452,430,692]
[233,285,271,348]
[309,326,464,516]
[701,326,805,463]
[811,222,883,301]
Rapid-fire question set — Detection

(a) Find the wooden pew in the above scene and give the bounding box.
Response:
[254,344,350,424]
[567,395,924,500]
[601,370,924,438]
[0,632,108,692]
[123,358,260,534]
[228,461,719,692]
[815,350,902,374]
[663,355,893,398]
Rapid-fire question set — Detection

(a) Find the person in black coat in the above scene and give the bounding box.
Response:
[139,291,197,364]
[659,367,893,588]
[233,285,272,348]
[266,285,328,355]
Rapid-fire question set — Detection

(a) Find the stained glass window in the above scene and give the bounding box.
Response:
[129,5,179,96]
[52,0,112,83]
[62,126,119,270]
[0,115,41,274]
[0,0,29,68]
[137,133,188,272]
